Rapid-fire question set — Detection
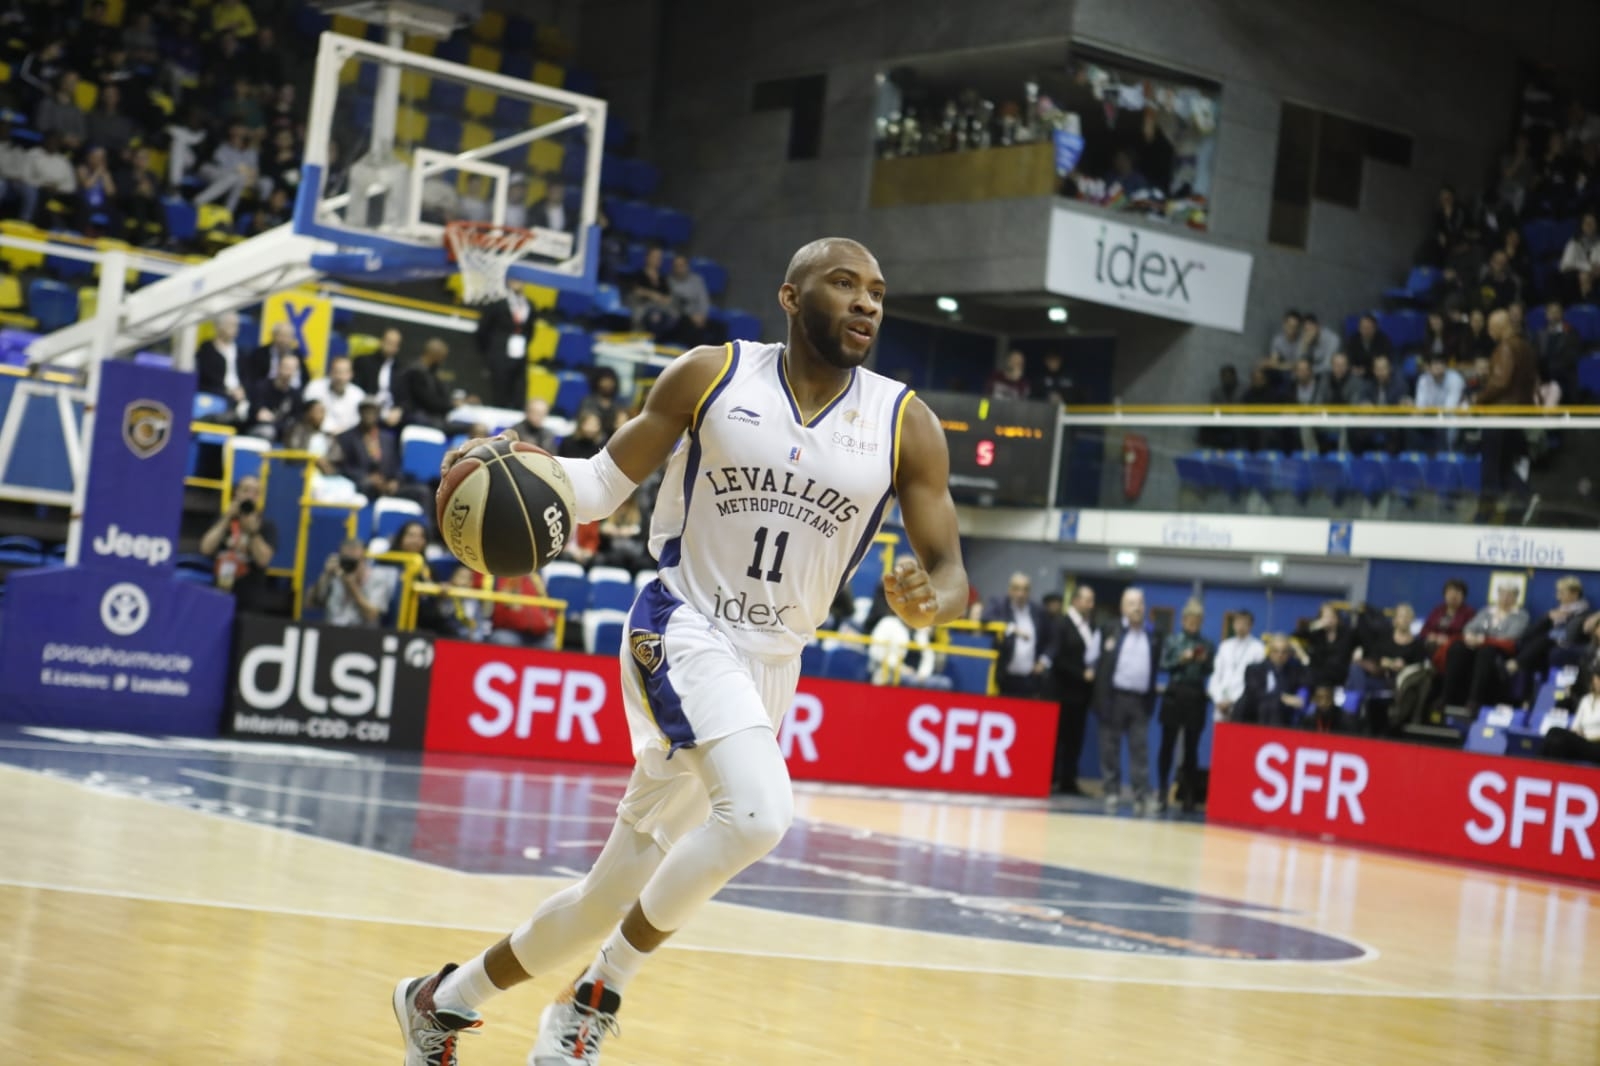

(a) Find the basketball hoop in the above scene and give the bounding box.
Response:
[444,220,539,304]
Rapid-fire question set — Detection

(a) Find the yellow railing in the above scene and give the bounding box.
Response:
[411,580,569,648]
[183,419,236,492]
[814,619,1006,693]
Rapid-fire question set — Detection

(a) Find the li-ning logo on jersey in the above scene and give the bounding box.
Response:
[629,631,665,673]
[727,406,762,426]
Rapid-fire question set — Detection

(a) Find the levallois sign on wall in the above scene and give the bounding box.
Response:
[0,361,233,735]
[1045,206,1254,333]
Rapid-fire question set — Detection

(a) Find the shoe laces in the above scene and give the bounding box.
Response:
[560,1000,621,1064]
[415,1014,482,1066]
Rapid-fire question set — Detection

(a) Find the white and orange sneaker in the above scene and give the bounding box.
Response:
[393,963,482,1066]
[529,980,622,1066]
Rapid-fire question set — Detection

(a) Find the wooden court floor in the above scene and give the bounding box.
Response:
[0,725,1596,1064]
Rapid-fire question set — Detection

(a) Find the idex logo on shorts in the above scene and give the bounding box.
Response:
[122,400,173,459]
[629,631,664,673]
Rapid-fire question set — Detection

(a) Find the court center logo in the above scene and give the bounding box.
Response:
[122,400,173,459]
[100,582,151,636]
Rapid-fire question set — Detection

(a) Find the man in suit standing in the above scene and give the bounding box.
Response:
[196,310,249,413]
[1051,583,1099,795]
[531,181,572,234]
[1094,587,1162,815]
[984,572,1056,699]
[476,281,535,409]
[244,321,304,391]
[353,327,406,426]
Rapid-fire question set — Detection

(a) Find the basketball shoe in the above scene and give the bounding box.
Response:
[393,963,483,1066]
[528,980,622,1066]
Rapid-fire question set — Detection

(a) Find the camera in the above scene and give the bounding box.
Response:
[338,556,360,574]
[238,499,256,516]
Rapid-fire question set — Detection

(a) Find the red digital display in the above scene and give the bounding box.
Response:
[975,440,995,467]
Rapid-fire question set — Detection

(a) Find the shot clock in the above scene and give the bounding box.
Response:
[921,392,1061,508]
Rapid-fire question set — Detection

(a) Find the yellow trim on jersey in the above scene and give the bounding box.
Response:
[892,388,915,488]
[690,342,736,432]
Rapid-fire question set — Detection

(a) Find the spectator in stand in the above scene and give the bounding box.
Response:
[164,106,208,190]
[1540,672,1600,764]
[1298,603,1358,689]
[557,411,604,461]
[1473,308,1538,513]
[122,147,164,246]
[1094,587,1162,815]
[1419,311,1455,362]
[1030,351,1076,405]
[442,566,492,641]
[281,399,342,475]
[1531,131,1580,216]
[1497,133,1535,216]
[1440,582,1529,713]
[1461,308,1495,363]
[393,338,465,430]
[457,174,491,222]
[1420,184,1467,267]
[577,367,621,427]
[198,475,280,614]
[336,399,402,501]
[301,355,367,437]
[1535,301,1586,400]
[1345,314,1392,374]
[667,253,715,348]
[596,488,650,573]
[1289,357,1318,405]
[196,123,268,214]
[261,127,301,197]
[387,521,451,634]
[1514,576,1591,679]
[1157,598,1212,813]
[1422,578,1477,665]
[1355,602,1426,735]
[1296,313,1339,375]
[1506,300,1529,340]
[1559,211,1599,304]
[1199,365,1240,449]
[24,131,77,226]
[489,573,558,647]
[986,350,1031,400]
[353,328,404,422]
[1476,250,1521,312]
[35,71,85,149]
[1369,354,1409,406]
[85,84,135,158]
[1269,310,1301,365]
[627,245,676,334]
[196,310,248,413]
[531,180,570,234]
[509,398,556,452]
[1313,353,1371,456]
[560,514,601,567]
[1410,352,1467,451]
[1209,609,1265,721]
[985,572,1055,699]
[1302,685,1349,734]
[475,280,534,410]
[1050,584,1099,796]
[245,352,302,441]
[307,538,395,628]
[0,121,27,214]
[1235,634,1308,726]
[1499,229,1532,290]
[245,322,303,391]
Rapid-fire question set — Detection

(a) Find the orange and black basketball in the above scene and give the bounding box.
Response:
[436,437,577,576]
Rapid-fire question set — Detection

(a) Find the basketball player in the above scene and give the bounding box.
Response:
[394,237,968,1066]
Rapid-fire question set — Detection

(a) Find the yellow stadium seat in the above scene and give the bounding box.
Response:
[526,365,557,405]
[532,61,564,88]
[347,333,381,358]
[496,99,531,127]
[404,35,435,56]
[0,273,35,327]
[339,59,358,86]
[459,121,492,151]
[529,318,558,363]
[531,104,564,129]
[196,318,214,344]
[537,25,572,60]
[0,61,11,84]
[444,272,464,302]
[331,14,366,37]
[197,203,234,232]
[467,44,501,73]
[77,286,97,322]
[396,106,428,143]
[0,220,45,272]
[74,79,97,112]
[525,176,547,207]
[102,0,124,24]
[399,70,430,102]
[524,284,557,311]
[463,86,494,119]
[527,139,563,174]
[144,146,168,178]
[474,10,505,41]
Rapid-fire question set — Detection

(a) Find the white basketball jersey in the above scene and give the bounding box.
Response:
[648,340,913,660]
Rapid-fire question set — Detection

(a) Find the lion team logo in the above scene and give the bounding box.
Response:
[629,631,665,673]
[122,400,173,459]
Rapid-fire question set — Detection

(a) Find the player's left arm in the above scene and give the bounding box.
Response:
[883,396,969,630]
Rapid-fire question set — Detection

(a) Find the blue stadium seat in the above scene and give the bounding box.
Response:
[424,116,463,152]
[172,567,215,587]
[1458,454,1482,494]
[611,200,654,240]
[1350,451,1390,501]
[1577,355,1600,397]
[619,242,647,275]
[602,113,628,150]
[1525,304,1548,338]
[562,149,589,183]
[553,370,590,416]
[800,642,825,676]
[564,67,600,98]
[504,17,536,50]
[588,613,626,657]
[849,558,883,600]
[555,287,596,317]
[428,80,466,114]
[1240,450,1279,496]
[27,278,76,332]
[45,243,92,280]
[1388,451,1427,504]
[1424,453,1464,497]
[555,325,593,366]
[1382,309,1427,351]
[586,567,635,612]
[0,535,43,570]
[942,631,994,694]
[1401,353,1419,383]
[1206,451,1244,497]
[176,552,214,572]
[1565,304,1600,344]
[542,560,588,624]
[193,392,230,422]
[1310,453,1351,500]
[592,283,627,320]
[655,208,693,247]
[1522,218,1560,259]
[399,425,447,483]
[623,159,660,199]
[372,497,425,541]
[1273,451,1314,501]
[600,153,627,193]
[1383,265,1439,306]
[1175,450,1210,491]
[822,645,870,684]
[689,256,727,297]
[723,310,762,342]
[492,95,530,128]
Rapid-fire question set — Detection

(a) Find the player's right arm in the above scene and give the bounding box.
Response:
[440,344,729,522]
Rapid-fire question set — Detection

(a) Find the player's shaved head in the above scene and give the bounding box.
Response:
[784,237,877,286]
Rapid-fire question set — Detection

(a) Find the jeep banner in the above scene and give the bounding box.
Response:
[224,614,434,749]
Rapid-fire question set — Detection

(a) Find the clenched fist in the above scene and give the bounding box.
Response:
[883,556,939,630]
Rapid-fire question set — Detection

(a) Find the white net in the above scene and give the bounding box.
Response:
[445,222,539,304]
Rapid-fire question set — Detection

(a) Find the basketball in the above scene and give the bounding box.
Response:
[436,437,577,576]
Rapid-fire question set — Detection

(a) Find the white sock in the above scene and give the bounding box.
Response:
[433,953,499,1014]
[580,925,651,995]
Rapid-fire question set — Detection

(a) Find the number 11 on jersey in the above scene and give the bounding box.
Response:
[746,526,789,582]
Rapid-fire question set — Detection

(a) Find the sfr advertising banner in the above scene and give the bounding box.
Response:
[1208,724,1600,883]
[423,640,1057,797]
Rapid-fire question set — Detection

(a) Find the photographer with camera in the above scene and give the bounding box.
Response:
[199,475,281,614]
[307,537,396,628]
